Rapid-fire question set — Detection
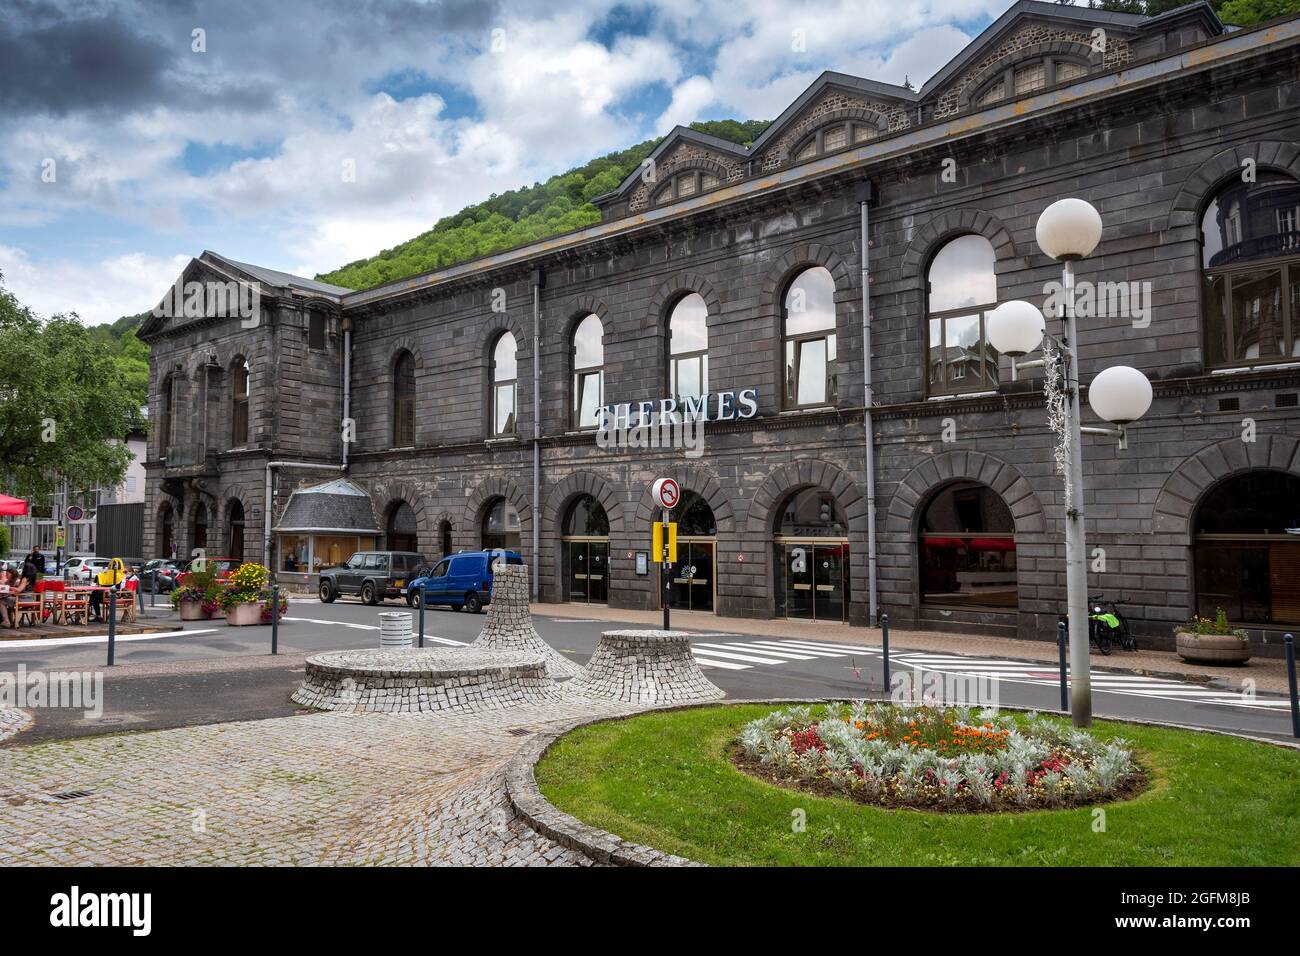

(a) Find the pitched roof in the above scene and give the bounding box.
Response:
[274,478,378,534]
[202,252,352,297]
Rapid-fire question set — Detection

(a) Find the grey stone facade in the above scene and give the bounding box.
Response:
[140,2,1300,652]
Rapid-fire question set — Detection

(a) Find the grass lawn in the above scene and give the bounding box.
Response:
[535,704,1300,866]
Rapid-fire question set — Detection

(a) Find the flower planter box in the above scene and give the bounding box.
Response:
[178,599,210,621]
[1175,630,1251,665]
[225,602,263,626]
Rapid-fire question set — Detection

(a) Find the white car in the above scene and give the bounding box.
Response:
[63,557,110,583]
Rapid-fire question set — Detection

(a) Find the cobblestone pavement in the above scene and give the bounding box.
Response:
[0,709,32,743]
[0,696,637,866]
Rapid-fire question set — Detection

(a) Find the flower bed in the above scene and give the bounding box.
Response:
[737,703,1143,812]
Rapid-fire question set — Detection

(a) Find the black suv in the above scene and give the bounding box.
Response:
[317,551,425,605]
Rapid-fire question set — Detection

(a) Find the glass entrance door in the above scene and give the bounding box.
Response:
[665,539,715,612]
[565,539,608,603]
[777,540,849,621]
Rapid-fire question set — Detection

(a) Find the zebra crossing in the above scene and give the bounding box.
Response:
[688,637,876,671]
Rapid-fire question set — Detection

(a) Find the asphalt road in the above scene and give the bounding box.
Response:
[1,595,1295,744]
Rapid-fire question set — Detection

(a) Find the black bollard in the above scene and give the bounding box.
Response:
[270,585,279,656]
[150,570,156,607]
[1285,634,1298,739]
[1057,620,1069,713]
[880,612,890,698]
[107,589,117,667]
[418,593,425,648]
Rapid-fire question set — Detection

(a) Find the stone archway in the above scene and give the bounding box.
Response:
[1152,435,1300,539]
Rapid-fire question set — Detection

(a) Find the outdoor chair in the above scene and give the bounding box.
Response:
[37,579,65,625]
[13,592,42,627]
[61,590,89,626]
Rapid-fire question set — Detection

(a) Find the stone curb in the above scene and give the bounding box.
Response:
[505,696,1300,867]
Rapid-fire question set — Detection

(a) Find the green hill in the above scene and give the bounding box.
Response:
[315,118,770,291]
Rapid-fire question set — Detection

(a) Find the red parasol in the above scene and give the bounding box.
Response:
[0,495,29,516]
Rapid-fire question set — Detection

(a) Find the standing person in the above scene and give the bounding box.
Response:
[25,545,44,576]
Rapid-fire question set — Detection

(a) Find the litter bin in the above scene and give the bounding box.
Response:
[378,611,413,649]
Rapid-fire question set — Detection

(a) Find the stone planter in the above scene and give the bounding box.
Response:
[225,602,263,627]
[178,599,210,621]
[1175,629,1252,665]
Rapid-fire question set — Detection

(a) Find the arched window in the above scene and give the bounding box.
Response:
[160,375,177,454]
[791,122,879,163]
[386,501,418,553]
[668,294,709,402]
[653,170,722,205]
[782,267,838,409]
[1194,471,1300,626]
[231,358,250,447]
[192,503,208,551]
[918,481,1017,608]
[481,497,521,552]
[774,487,850,622]
[970,56,1090,108]
[926,235,1000,395]
[439,520,453,558]
[1201,171,1300,369]
[392,351,416,447]
[562,494,609,604]
[158,503,175,559]
[227,500,245,563]
[571,315,604,430]
[492,332,518,436]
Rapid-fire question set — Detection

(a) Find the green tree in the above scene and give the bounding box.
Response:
[0,275,136,501]
[1218,0,1300,24]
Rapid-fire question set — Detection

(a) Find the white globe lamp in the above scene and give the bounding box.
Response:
[1088,365,1153,425]
[986,300,1046,358]
[1036,198,1104,261]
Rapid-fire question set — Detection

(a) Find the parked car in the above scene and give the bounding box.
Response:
[317,551,426,606]
[138,558,183,592]
[408,550,522,613]
[64,557,110,583]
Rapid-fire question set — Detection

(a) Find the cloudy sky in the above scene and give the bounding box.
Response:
[0,0,1012,325]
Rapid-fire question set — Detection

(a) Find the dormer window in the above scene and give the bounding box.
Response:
[653,171,721,205]
[969,56,1090,110]
[790,122,879,164]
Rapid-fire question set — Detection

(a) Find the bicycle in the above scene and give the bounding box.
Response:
[1088,595,1136,653]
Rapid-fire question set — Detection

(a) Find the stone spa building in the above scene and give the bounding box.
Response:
[140,1,1300,651]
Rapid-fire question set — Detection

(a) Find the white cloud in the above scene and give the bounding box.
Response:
[0,246,189,325]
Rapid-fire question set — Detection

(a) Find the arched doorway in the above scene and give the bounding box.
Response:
[562,495,609,604]
[1193,471,1300,626]
[158,503,176,560]
[481,498,521,552]
[664,490,715,612]
[192,504,208,553]
[438,520,453,558]
[227,500,245,563]
[918,481,1017,608]
[386,501,419,553]
[774,487,849,621]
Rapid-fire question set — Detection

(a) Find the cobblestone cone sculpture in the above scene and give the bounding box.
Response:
[470,564,581,680]
[570,630,725,705]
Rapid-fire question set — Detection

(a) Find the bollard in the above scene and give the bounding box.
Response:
[418,593,425,649]
[880,613,890,698]
[270,585,279,656]
[107,589,117,667]
[150,570,156,607]
[138,577,146,614]
[1057,620,1069,713]
[1285,634,1299,740]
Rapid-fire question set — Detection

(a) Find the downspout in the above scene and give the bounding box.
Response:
[341,315,352,471]
[856,181,880,627]
[530,267,544,603]
[264,460,344,570]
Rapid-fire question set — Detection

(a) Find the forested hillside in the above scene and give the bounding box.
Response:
[315,119,769,290]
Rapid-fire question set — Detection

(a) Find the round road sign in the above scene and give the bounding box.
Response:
[65,506,84,521]
[651,477,680,510]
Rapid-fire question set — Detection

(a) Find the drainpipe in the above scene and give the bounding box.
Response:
[263,460,344,570]
[341,316,353,470]
[854,180,880,627]
[530,267,544,603]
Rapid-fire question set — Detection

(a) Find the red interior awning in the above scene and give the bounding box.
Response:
[0,495,29,516]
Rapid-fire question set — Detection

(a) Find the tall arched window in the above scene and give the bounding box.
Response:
[192,503,208,551]
[926,235,999,395]
[227,500,245,563]
[481,498,521,552]
[1201,171,1300,369]
[571,314,604,429]
[231,358,250,447]
[782,267,837,409]
[668,293,708,402]
[492,332,517,436]
[919,481,1016,608]
[158,502,175,559]
[392,351,416,447]
[160,374,177,454]
[1194,471,1300,626]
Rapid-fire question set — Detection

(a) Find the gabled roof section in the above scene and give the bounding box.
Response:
[201,252,352,297]
[595,125,752,205]
[748,71,918,155]
[917,0,1153,97]
[274,478,378,534]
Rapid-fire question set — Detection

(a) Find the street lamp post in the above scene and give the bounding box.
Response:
[988,199,1153,727]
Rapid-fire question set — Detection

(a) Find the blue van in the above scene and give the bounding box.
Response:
[410,550,523,613]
